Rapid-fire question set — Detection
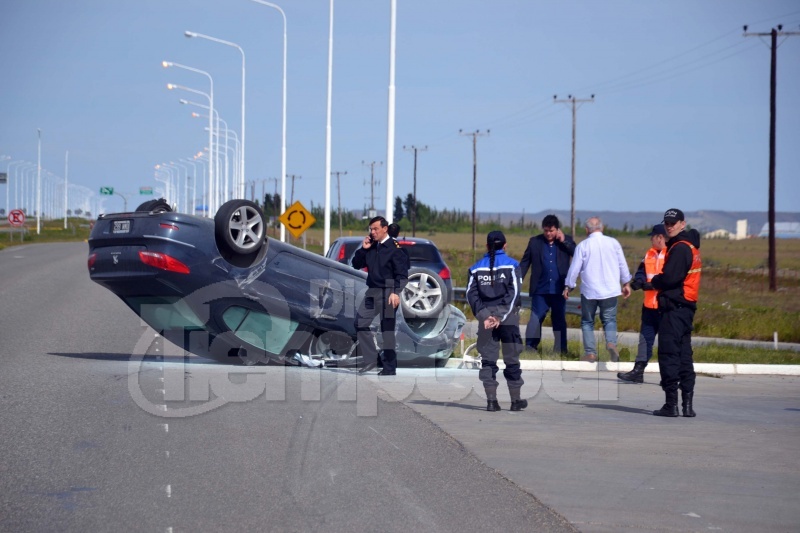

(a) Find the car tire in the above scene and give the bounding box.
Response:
[135,198,172,213]
[400,267,447,319]
[214,200,265,256]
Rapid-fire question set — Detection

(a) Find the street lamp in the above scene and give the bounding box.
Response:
[163,61,215,217]
[185,30,246,199]
[181,98,229,205]
[249,1,288,242]
[167,82,216,213]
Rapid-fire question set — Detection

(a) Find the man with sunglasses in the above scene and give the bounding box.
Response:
[651,208,702,418]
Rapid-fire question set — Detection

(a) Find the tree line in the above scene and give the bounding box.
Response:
[256,193,658,236]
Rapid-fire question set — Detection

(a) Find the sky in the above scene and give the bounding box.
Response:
[1,0,799,218]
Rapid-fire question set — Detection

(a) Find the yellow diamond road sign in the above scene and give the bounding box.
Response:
[279,201,316,239]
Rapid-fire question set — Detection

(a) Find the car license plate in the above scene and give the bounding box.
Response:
[112,220,131,234]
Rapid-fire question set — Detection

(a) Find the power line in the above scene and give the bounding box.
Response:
[553,94,594,237]
[361,160,383,213]
[459,129,490,251]
[402,145,427,236]
[744,23,800,292]
[287,174,301,205]
[331,170,348,237]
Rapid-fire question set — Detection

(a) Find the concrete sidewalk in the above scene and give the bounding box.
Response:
[455,322,800,377]
[383,369,800,532]
[461,321,800,352]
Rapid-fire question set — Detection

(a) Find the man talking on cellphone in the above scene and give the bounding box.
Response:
[351,216,409,375]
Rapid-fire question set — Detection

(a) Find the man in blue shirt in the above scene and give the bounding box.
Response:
[519,215,576,354]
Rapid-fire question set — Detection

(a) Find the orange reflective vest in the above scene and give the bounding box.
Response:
[665,240,702,302]
[642,248,666,309]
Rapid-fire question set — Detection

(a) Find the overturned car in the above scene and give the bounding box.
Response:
[87,199,466,367]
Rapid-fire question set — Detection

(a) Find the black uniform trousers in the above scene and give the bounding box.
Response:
[355,288,398,372]
[477,322,524,391]
[657,305,696,393]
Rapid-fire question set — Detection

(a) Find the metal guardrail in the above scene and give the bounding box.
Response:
[452,287,582,316]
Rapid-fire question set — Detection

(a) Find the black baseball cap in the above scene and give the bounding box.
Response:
[663,208,685,224]
[648,224,667,236]
[487,230,506,245]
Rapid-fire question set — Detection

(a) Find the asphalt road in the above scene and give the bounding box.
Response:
[3,242,799,532]
[0,242,574,532]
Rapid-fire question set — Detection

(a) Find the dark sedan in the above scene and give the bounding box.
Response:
[88,199,465,367]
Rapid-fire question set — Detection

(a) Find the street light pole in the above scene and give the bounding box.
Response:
[36,128,41,234]
[64,150,68,228]
[250,1,288,243]
[185,31,246,199]
[163,61,214,216]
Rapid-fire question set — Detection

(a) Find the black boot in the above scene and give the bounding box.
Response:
[485,387,501,412]
[617,361,647,383]
[682,390,696,417]
[653,389,679,417]
[509,386,527,412]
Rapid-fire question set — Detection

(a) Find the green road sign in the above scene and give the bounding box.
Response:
[100,187,114,195]
[139,186,154,195]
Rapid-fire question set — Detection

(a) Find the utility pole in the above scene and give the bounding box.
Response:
[459,129,490,251]
[361,160,383,216]
[744,24,799,292]
[287,174,301,205]
[331,170,348,236]
[403,145,427,236]
[554,94,594,237]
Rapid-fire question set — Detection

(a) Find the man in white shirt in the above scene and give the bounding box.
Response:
[563,217,632,362]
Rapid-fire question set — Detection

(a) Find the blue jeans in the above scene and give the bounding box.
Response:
[525,293,568,353]
[580,295,618,356]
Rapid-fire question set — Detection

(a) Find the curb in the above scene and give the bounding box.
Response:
[443,358,800,376]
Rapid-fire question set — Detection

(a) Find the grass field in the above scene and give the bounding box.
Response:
[301,228,800,344]
[5,222,799,344]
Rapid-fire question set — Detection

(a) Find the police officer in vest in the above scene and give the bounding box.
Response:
[352,216,409,376]
[618,224,667,383]
[466,231,526,412]
[650,209,702,417]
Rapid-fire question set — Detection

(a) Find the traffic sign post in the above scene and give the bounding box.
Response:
[278,201,316,240]
[7,209,25,243]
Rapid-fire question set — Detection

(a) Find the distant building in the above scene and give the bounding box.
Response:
[735,219,748,240]
[704,228,732,240]
[758,222,800,239]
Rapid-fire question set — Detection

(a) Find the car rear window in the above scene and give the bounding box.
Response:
[399,242,440,262]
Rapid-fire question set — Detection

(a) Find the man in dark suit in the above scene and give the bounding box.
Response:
[351,216,409,375]
[519,214,576,354]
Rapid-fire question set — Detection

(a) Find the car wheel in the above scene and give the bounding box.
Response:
[135,198,172,213]
[401,267,447,319]
[215,200,265,256]
[307,330,360,367]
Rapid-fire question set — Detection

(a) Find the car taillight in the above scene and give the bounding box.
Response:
[337,246,346,261]
[87,253,97,270]
[439,266,451,280]
[138,251,190,274]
